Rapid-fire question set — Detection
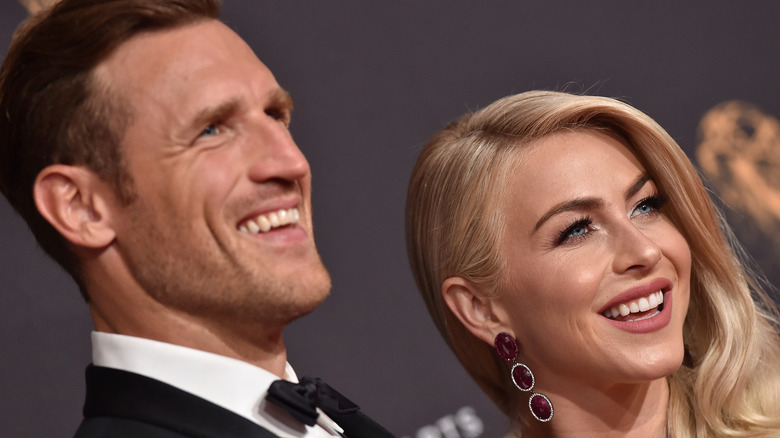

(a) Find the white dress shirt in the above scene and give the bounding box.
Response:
[91,331,342,438]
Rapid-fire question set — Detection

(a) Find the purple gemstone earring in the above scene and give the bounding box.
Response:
[494,332,554,422]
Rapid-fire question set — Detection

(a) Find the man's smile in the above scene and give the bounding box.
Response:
[238,207,300,234]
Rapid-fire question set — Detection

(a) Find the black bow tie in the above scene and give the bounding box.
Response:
[266,376,360,427]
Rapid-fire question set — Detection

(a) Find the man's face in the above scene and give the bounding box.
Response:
[95,20,331,327]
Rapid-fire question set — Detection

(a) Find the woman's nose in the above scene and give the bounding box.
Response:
[611,222,663,274]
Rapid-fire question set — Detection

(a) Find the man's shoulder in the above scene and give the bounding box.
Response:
[74,416,191,438]
[79,365,280,438]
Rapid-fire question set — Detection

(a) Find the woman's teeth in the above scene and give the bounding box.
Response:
[239,208,300,234]
[603,291,664,320]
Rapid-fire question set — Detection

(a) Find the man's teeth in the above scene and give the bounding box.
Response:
[238,208,300,234]
[603,291,664,319]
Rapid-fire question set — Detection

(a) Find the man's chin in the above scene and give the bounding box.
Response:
[246,273,332,326]
[284,276,332,321]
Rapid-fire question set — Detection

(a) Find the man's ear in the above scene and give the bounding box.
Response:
[442,277,507,346]
[33,165,117,248]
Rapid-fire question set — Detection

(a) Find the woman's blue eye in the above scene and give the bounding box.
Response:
[632,194,668,217]
[556,217,593,245]
[636,203,654,214]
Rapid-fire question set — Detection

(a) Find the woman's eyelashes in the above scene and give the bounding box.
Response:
[555,216,596,246]
[551,193,669,247]
[630,194,669,218]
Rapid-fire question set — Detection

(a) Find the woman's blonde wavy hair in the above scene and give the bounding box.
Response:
[405,90,780,436]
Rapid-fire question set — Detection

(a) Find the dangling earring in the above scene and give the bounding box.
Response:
[494,332,553,422]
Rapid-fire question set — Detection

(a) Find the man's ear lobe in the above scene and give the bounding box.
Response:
[442,277,505,346]
[34,165,116,248]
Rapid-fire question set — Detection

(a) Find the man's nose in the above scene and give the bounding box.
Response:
[245,119,310,184]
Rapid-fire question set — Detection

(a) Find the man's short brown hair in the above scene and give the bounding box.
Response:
[0,0,221,298]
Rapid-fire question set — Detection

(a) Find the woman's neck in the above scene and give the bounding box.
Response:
[517,377,669,438]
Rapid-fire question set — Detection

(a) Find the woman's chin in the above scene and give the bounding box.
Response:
[626,344,686,383]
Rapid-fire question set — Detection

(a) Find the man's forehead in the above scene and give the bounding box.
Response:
[93,19,279,117]
[94,19,264,86]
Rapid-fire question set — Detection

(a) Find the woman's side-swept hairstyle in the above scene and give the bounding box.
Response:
[0,0,221,299]
[405,90,780,436]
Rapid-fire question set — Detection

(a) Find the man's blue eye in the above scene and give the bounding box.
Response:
[200,125,219,137]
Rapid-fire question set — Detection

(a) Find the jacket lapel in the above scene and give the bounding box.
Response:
[320,408,396,438]
[82,365,279,438]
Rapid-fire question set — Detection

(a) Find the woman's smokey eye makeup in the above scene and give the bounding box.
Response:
[550,192,670,248]
[555,216,595,246]
[630,194,668,219]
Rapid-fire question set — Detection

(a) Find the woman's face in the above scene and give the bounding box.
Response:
[493,130,691,392]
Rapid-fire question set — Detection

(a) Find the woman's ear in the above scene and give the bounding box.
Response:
[33,164,117,249]
[442,276,507,345]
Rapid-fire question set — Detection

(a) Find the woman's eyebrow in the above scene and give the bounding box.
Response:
[533,197,602,232]
[625,173,651,200]
[532,173,651,232]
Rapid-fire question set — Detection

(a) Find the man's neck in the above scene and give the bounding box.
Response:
[90,300,288,377]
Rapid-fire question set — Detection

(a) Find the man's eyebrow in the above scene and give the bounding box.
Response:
[268,87,294,113]
[533,198,602,232]
[191,98,242,131]
[189,88,293,134]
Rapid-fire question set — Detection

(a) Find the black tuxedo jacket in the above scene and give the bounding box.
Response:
[74,365,395,438]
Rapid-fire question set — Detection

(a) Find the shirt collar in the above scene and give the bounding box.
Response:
[91,331,342,437]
